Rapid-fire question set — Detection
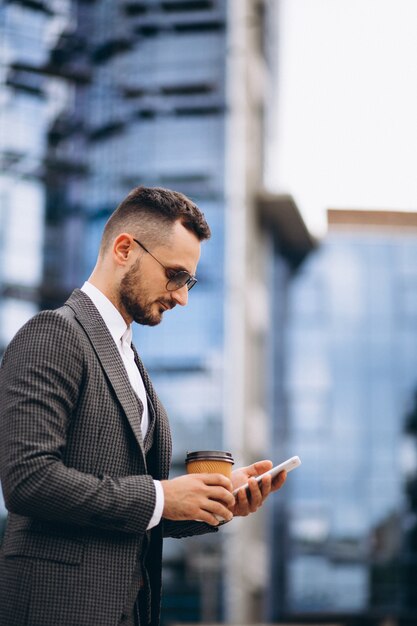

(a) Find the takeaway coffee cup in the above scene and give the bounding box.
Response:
[185,450,234,478]
[185,450,235,522]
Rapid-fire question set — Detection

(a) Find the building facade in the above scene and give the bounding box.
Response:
[0,0,75,528]
[275,210,417,623]
[0,0,72,350]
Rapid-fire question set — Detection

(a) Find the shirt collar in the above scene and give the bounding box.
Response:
[81,281,129,348]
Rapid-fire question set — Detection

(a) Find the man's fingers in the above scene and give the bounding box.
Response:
[162,473,235,521]
[205,499,233,522]
[247,477,264,508]
[235,483,250,516]
[234,478,263,514]
[251,459,273,475]
[271,469,287,491]
[205,485,235,508]
[195,509,223,526]
[198,473,233,490]
[197,475,235,521]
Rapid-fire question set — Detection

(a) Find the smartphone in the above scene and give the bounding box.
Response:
[232,455,301,497]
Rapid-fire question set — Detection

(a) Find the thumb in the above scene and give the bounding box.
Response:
[248,460,273,477]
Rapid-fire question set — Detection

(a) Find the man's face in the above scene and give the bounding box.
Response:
[118,220,201,326]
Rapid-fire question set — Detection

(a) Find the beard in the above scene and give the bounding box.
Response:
[119,260,171,326]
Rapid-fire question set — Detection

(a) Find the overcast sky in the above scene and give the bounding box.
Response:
[266,0,417,237]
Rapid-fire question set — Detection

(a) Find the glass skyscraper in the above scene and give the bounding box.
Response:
[273,210,417,624]
[0,0,69,348]
[0,0,75,532]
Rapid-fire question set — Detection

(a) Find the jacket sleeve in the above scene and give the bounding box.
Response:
[162,519,219,538]
[0,311,156,534]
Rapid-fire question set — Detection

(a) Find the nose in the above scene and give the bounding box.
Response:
[171,284,189,307]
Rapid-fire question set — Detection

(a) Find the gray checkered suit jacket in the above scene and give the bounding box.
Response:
[0,289,216,626]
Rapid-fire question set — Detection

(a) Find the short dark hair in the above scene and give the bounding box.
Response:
[100,186,211,254]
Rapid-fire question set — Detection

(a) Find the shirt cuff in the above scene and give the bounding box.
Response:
[146,480,164,530]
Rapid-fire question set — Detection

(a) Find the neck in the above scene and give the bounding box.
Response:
[87,270,132,325]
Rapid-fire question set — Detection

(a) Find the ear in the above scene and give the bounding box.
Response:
[112,233,135,267]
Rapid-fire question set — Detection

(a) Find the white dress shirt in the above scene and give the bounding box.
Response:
[81,281,164,530]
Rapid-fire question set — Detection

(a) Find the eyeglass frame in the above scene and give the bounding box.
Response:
[132,238,198,291]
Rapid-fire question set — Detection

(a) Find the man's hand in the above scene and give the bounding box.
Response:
[230,460,287,517]
[161,473,235,526]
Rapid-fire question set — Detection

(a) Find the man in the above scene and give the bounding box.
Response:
[0,186,286,626]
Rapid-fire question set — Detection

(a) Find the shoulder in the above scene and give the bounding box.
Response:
[13,307,80,342]
[2,308,84,369]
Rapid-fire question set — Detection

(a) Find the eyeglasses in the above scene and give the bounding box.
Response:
[133,238,197,291]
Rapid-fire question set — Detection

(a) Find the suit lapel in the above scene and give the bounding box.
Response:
[132,345,157,452]
[63,290,146,457]
[132,346,172,479]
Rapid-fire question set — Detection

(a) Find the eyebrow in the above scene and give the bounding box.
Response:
[168,264,196,276]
